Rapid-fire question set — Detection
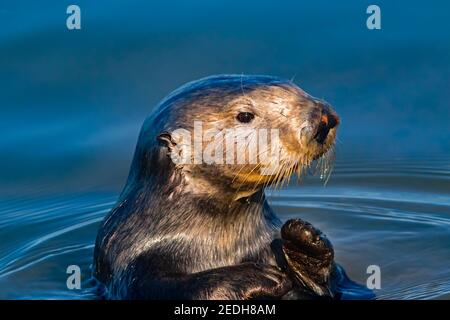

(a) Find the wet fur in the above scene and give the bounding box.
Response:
[93,74,339,299]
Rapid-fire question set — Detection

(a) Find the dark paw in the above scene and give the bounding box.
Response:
[281,219,333,258]
[244,263,293,300]
[281,219,335,298]
[205,263,292,300]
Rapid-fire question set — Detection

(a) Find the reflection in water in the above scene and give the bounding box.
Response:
[0,158,448,299]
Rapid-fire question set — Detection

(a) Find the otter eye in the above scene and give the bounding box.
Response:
[236,112,255,123]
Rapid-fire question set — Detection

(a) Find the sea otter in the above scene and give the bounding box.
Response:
[93,74,342,299]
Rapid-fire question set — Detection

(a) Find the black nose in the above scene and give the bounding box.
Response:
[314,108,339,144]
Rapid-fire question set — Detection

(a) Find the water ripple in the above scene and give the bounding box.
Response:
[0,157,449,299]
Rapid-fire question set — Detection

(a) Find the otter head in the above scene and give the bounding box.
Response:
[133,75,339,200]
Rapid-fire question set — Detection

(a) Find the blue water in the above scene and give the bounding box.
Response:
[0,0,449,299]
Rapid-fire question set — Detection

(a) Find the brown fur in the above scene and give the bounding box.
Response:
[93,74,340,299]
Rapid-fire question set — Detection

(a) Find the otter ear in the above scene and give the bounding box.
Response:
[157,132,177,150]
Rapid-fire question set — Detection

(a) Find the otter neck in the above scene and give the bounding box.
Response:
[153,171,276,266]
[159,169,267,215]
[130,149,275,226]
[134,165,275,234]
[126,159,279,268]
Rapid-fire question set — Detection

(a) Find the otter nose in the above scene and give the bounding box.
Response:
[314,108,339,144]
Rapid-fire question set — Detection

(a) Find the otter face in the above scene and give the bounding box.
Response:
[152,75,339,196]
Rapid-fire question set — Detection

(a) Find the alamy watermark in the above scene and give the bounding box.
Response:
[366,5,381,30]
[66,264,81,290]
[366,264,381,289]
[64,5,382,34]
[166,121,284,175]
[66,5,81,30]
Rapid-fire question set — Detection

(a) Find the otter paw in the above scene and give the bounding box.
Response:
[280,219,335,298]
[243,263,293,300]
[281,219,334,258]
[206,263,292,300]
